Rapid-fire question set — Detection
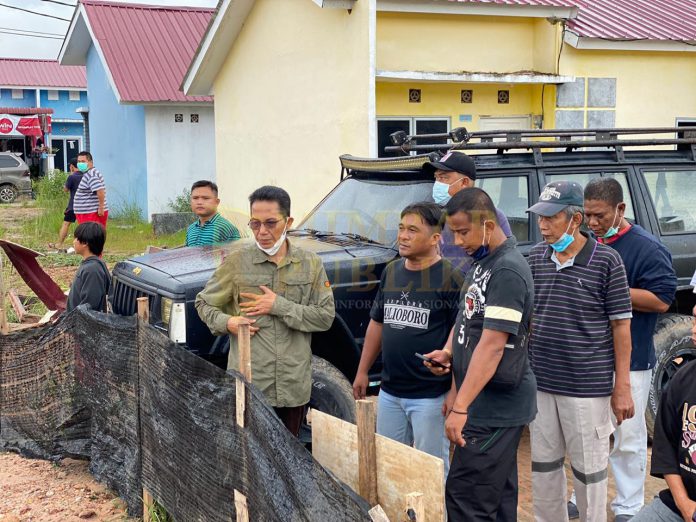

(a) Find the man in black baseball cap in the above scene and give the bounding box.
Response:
[423,151,512,275]
[526,180,635,522]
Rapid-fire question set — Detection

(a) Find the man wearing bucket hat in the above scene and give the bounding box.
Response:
[423,152,512,275]
[526,180,635,522]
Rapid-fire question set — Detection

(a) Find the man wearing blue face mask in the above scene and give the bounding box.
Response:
[526,180,635,522]
[422,152,512,275]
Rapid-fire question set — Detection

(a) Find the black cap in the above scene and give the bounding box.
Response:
[527,180,584,217]
[422,151,476,180]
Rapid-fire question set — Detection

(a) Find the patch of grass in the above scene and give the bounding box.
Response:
[148,500,173,522]
[168,188,191,213]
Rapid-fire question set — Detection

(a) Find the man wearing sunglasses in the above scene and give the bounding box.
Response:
[195,186,335,436]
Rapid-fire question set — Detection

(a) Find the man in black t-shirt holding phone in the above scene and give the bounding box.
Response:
[352,202,463,476]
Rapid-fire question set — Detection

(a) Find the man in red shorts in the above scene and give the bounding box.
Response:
[73,151,108,228]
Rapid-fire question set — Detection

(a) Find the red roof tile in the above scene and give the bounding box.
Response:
[568,0,696,41]
[81,0,213,103]
[448,0,578,7]
[0,107,54,115]
[0,59,86,89]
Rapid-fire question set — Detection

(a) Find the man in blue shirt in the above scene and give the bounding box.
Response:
[186,180,240,246]
[422,152,512,275]
[584,178,677,522]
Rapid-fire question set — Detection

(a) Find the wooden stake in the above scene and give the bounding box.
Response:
[136,297,149,322]
[405,492,424,522]
[369,504,391,522]
[237,323,252,381]
[0,308,8,335]
[142,489,154,522]
[357,399,378,506]
[236,378,245,427]
[0,253,8,335]
[8,290,25,322]
[234,489,249,522]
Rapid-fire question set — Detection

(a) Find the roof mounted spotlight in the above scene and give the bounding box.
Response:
[389,130,409,146]
[449,127,470,143]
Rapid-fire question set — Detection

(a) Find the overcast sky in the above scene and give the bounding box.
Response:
[0,0,217,60]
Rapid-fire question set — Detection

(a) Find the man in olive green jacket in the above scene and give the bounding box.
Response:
[195,186,335,436]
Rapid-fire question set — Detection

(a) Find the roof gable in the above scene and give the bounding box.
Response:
[60,0,214,104]
[0,58,86,89]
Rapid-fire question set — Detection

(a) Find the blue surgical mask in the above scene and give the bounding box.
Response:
[432,177,463,205]
[76,162,89,172]
[471,221,491,261]
[550,220,575,253]
[602,207,620,239]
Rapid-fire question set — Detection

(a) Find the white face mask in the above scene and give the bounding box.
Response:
[256,223,288,256]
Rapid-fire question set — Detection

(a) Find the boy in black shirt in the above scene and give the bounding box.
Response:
[633,357,696,522]
[352,202,463,475]
[424,188,537,521]
[67,222,111,312]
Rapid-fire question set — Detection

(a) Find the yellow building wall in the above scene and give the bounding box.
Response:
[376,81,557,131]
[213,0,373,220]
[560,46,696,127]
[376,12,558,74]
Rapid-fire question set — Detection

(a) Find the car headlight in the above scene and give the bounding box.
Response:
[161,297,173,326]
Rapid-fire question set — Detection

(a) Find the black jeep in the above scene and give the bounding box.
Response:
[111,127,696,437]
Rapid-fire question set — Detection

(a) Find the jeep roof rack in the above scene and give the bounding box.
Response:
[384,126,696,166]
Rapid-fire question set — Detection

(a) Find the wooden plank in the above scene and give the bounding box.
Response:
[142,489,153,522]
[405,492,424,521]
[368,504,391,522]
[234,489,249,522]
[357,399,378,506]
[0,308,9,335]
[237,323,252,381]
[8,289,25,322]
[312,410,445,522]
[136,297,149,322]
[236,378,245,427]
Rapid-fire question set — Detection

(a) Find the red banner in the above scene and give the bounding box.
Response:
[0,114,43,137]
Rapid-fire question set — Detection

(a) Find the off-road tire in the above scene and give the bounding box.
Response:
[309,355,356,423]
[647,314,696,438]
[0,184,18,204]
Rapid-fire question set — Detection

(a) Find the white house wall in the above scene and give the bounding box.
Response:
[144,105,215,217]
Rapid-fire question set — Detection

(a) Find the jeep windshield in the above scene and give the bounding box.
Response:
[298,177,433,246]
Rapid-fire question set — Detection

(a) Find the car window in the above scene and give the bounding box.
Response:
[545,172,636,222]
[476,175,530,242]
[0,155,20,168]
[643,170,696,234]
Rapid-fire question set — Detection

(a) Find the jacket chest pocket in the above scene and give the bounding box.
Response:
[279,274,312,305]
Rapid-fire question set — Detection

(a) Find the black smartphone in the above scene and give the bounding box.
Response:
[414,352,448,369]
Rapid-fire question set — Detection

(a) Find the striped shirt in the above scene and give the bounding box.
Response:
[73,167,108,214]
[528,233,632,397]
[185,213,240,246]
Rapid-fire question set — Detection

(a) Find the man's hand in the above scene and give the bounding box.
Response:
[226,316,259,337]
[97,207,104,217]
[611,383,635,425]
[422,349,451,376]
[678,498,696,522]
[445,411,467,447]
[240,286,277,316]
[442,387,456,417]
[353,371,369,400]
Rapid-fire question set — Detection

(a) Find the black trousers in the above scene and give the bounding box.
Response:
[446,424,525,522]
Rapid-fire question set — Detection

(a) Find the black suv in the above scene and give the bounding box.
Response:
[111,128,696,436]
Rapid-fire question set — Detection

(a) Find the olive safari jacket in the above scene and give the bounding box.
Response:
[195,241,335,407]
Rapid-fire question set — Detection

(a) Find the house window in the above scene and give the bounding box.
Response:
[11,89,23,100]
[47,90,59,101]
[69,91,80,101]
[376,117,450,158]
[190,114,199,123]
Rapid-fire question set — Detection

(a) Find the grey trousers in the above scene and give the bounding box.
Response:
[531,391,613,522]
[633,497,685,522]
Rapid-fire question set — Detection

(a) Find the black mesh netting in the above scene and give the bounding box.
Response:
[0,307,371,521]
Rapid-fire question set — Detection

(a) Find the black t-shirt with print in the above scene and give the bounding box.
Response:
[370,258,463,399]
[451,237,537,428]
[650,359,696,515]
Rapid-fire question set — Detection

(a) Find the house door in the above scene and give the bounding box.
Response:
[51,137,81,172]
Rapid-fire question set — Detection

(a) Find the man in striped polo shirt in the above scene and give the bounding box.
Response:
[185,180,240,247]
[527,181,634,522]
[73,151,108,228]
